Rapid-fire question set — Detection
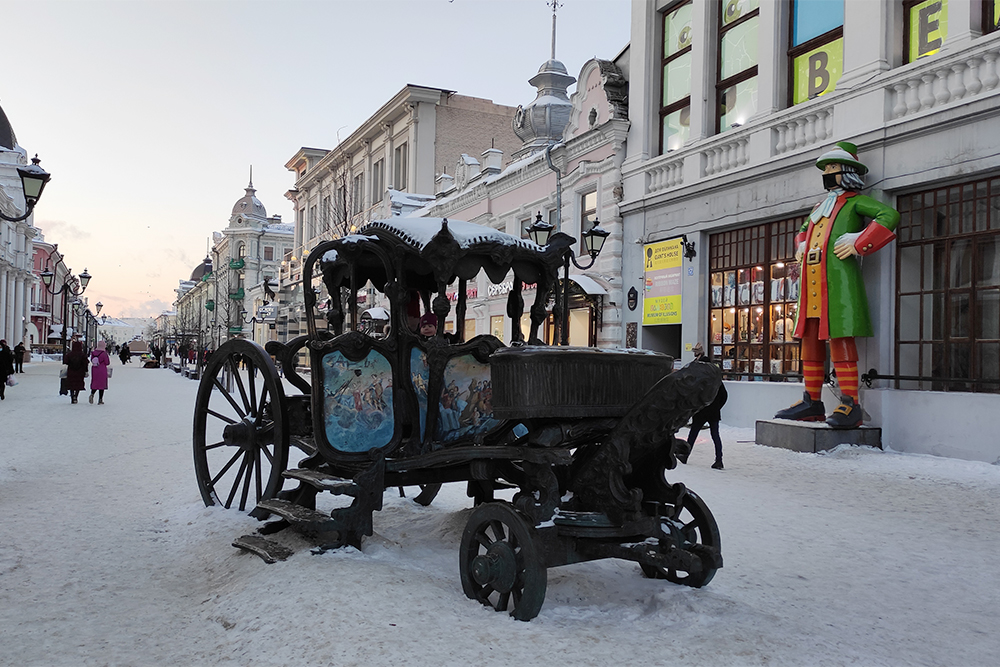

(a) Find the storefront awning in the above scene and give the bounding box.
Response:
[568,275,607,295]
[361,306,390,320]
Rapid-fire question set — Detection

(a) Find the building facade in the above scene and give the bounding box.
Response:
[279,85,522,350]
[0,103,38,348]
[419,56,631,346]
[621,0,1000,461]
[173,181,293,356]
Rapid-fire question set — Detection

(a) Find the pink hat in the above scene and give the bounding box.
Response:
[419,313,438,328]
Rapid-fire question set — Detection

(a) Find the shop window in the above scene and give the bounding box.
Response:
[717,0,760,132]
[895,176,1000,392]
[709,216,804,380]
[660,1,693,153]
[490,315,505,342]
[788,0,844,105]
[904,0,949,64]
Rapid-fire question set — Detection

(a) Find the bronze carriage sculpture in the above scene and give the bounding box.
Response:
[192,217,723,621]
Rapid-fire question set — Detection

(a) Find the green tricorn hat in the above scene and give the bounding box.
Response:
[816,141,868,175]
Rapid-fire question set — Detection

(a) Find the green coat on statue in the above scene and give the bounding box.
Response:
[793,192,900,340]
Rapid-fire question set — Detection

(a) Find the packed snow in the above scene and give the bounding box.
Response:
[2,359,999,666]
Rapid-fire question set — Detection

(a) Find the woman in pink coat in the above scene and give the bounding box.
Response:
[89,340,111,405]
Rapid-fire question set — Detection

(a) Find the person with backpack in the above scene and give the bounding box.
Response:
[682,342,728,470]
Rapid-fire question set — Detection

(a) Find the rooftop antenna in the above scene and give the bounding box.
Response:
[547,0,562,60]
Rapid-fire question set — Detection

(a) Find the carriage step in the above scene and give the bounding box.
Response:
[256,498,332,525]
[283,468,359,496]
[232,534,295,564]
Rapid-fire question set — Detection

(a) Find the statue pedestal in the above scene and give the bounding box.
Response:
[755,419,882,453]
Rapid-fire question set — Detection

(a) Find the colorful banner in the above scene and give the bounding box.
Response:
[793,37,843,104]
[642,239,683,325]
[908,0,948,62]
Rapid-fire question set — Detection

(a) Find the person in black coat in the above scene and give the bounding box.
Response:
[0,339,14,400]
[13,341,25,373]
[684,343,728,470]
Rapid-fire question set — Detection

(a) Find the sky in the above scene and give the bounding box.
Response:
[2,0,631,318]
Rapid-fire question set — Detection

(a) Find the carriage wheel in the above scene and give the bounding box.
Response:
[459,502,546,621]
[193,339,288,512]
[640,486,721,587]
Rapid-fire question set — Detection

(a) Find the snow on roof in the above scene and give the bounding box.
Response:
[362,218,541,253]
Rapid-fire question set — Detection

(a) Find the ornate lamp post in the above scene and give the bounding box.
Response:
[0,155,51,222]
[527,213,609,346]
[40,264,91,355]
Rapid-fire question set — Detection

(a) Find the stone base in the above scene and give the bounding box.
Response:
[755,419,882,453]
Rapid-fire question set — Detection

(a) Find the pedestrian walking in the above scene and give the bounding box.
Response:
[13,341,26,373]
[88,340,112,405]
[0,339,15,401]
[64,341,89,404]
[683,342,728,470]
[119,342,130,365]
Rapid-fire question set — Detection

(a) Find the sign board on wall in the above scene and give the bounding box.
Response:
[642,238,683,325]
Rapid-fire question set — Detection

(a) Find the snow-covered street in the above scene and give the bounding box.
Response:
[2,359,999,666]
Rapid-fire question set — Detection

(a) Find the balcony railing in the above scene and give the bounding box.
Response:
[638,36,1000,197]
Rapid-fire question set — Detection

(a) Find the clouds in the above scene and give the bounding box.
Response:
[35,219,91,243]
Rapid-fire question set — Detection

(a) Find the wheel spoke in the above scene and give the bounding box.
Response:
[475,531,493,549]
[488,520,506,542]
[259,441,275,465]
[213,378,247,420]
[254,387,270,427]
[225,454,251,509]
[497,590,510,611]
[239,451,254,511]
[229,359,252,415]
[205,409,238,426]
[204,440,228,451]
[248,363,258,416]
[254,444,263,502]
[210,449,244,488]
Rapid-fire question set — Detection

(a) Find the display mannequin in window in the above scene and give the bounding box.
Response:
[775,142,899,428]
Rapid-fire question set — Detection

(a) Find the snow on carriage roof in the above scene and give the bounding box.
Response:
[362,218,542,253]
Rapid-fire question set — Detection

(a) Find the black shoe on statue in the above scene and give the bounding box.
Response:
[775,391,826,422]
[826,395,863,429]
[711,460,724,470]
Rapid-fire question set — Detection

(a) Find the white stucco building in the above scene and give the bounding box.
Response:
[620,0,1000,461]
[0,103,38,348]
[419,55,631,347]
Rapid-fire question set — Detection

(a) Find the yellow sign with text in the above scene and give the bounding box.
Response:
[642,239,683,325]
[793,37,843,104]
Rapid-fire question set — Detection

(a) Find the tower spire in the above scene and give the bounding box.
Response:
[548,0,562,60]
[249,165,253,188]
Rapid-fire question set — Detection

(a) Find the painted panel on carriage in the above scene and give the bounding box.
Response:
[322,350,394,452]
[410,348,430,441]
[409,348,501,444]
[438,355,500,443]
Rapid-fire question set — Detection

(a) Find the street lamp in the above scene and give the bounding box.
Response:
[0,155,52,222]
[537,219,609,346]
[40,264,92,355]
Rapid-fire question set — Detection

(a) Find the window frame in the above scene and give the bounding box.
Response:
[708,216,805,381]
[371,158,384,204]
[716,0,761,133]
[894,175,1000,393]
[394,143,408,191]
[659,0,694,155]
[263,245,274,262]
[985,0,999,34]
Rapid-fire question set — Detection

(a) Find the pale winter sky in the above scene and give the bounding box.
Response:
[3,0,631,318]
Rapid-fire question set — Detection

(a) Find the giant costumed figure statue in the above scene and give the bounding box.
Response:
[775,142,899,429]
